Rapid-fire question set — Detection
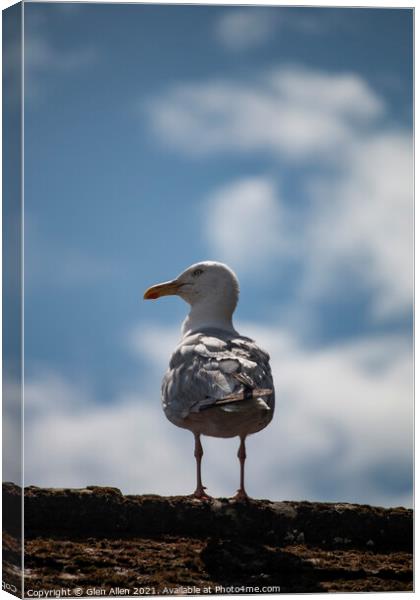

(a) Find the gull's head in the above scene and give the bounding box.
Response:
[144,261,239,311]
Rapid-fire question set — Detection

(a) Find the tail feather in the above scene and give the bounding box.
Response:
[200,387,273,410]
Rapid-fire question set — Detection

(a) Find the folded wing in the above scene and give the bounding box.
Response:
[162,329,275,422]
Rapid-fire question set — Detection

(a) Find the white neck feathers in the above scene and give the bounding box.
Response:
[182,298,236,337]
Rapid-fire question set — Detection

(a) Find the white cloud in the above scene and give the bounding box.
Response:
[23,373,192,495]
[128,320,413,506]
[215,9,277,50]
[148,64,412,317]
[215,9,330,51]
[22,320,412,507]
[244,323,413,507]
[202,130,412,318]
[128,322,181,375]
[203,127,414,319]
[269,68,382,120]
[301,130,413,317]
[24,371,91,417]
[203,177,290,272]
[148,66,384,161]
[20,274,413,504]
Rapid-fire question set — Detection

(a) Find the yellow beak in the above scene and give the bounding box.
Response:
[143,279,183,300]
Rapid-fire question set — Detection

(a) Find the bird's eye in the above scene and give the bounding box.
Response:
[192,268,204,278]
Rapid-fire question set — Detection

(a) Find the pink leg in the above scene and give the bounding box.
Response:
[192,434,211,500]
[234,436,249,501]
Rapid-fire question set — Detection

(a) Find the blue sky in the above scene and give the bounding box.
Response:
[12,3,413,506]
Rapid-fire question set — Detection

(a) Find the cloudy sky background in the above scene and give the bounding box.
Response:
[7,4,413,506]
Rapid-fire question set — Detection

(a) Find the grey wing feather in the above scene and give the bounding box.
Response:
[162,329,274,422]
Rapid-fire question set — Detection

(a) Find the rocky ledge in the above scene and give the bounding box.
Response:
[3,483,413,595]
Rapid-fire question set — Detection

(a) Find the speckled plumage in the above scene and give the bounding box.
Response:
[162,328,275,438]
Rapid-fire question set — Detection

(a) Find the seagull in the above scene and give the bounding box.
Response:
[143,261,275,501]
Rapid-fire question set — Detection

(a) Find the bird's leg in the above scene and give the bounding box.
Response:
[192,433,211,500]
[233,436,249,501]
